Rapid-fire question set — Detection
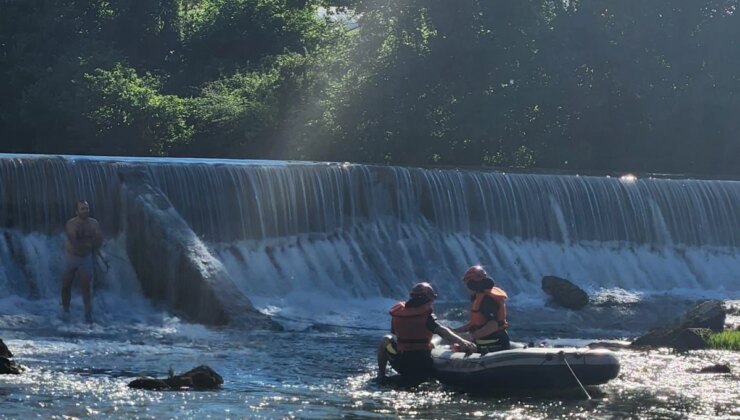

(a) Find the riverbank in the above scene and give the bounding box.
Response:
[709,331,740,351]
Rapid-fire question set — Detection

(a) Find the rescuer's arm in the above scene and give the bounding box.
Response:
[435,325,476,353]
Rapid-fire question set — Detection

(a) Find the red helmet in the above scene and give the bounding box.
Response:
[462,265,487,284]
[409,282,437,301]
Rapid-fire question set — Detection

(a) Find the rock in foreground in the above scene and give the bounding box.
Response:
[631,300,726,349]
[698,364,731,374]
[128,365,223,391]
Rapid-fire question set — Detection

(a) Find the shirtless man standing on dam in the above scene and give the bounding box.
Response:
[61,200,102,323]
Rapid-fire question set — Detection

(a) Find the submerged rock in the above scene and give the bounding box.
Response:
[590,289,641,307]
[541,276,589,310]
[697,364,732,374]
[128,365,223,391]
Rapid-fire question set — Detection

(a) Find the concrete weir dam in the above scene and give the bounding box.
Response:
[1,154,739,328]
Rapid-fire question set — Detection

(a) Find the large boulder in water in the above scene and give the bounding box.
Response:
[670,328,713,350]
[177,365,223,389]
[0,339,12,358]
[0,339,23,375]
[0,357,23,375]
[541,276,589,310]
[680,300,725,331]
[632,300,726,349]
[118,166,281,330]
[631,327,712,350]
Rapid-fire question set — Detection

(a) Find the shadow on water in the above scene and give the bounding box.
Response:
[374,375,606,399]
[372,375,434,390]
[457,386,607,400]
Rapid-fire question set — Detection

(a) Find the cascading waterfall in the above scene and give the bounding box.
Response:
[1,154,739,309]
[146,161,740,301]
[147,163,740,246]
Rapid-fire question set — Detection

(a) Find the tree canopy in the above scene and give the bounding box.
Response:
[1,0,738,176]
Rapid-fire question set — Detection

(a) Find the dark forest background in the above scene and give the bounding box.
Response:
[1,1,739,176]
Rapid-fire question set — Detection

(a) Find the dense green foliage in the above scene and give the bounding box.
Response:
[1,0,739,175]
[707,331,740,350]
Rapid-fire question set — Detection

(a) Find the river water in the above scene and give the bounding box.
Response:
[1,295,738,419]
[1,155,739,418]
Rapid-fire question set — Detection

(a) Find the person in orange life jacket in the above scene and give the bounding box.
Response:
[454,265,511,353]
[376,282,476,382]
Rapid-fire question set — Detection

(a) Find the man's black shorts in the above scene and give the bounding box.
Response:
[385,339,434,378]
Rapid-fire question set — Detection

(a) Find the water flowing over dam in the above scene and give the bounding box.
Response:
[1,154,739,317]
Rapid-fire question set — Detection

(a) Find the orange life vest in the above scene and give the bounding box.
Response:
[469,287,508,332]
[390,302,434,352]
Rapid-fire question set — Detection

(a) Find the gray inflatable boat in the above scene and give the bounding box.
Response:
[432,344,620,389]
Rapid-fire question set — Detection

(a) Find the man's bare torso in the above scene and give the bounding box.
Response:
[64,217,101,257]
